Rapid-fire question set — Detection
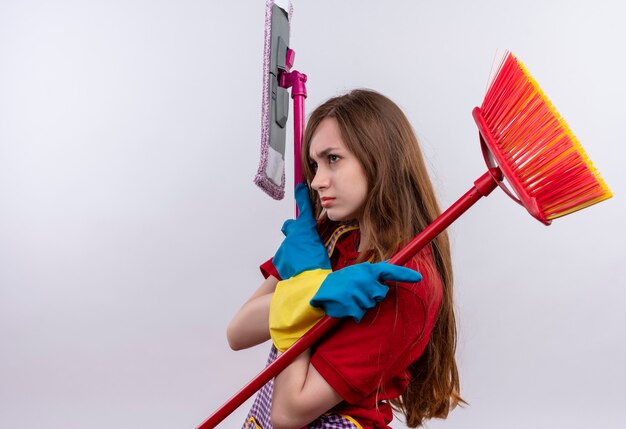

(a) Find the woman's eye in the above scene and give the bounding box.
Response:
[328,154,339,163]
[309,162,318,172]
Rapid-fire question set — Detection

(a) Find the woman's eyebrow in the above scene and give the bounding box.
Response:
[310,146,341,160]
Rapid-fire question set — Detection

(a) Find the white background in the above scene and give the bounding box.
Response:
[1,1,624,428]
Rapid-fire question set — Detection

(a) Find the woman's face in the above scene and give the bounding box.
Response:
[308,118,368,222]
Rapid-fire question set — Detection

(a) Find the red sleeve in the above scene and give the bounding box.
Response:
[310,252,442,404]
[260,258,281,280]
[311,285,427,403]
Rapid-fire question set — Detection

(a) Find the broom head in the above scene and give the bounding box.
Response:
[473,52,612,225]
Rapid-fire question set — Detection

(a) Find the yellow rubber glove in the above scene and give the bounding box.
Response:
[269,268,330,352]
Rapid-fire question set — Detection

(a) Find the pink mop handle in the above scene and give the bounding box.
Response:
[278,48,306,216]
[279,66,308,214]
[279,49,307,187]
[196,168,501,429]
[293,89,305,186]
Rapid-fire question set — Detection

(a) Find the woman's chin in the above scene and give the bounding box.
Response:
[325,211,343,222]
[326,210,356,223]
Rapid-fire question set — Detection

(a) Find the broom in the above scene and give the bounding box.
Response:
[197,51,612,429]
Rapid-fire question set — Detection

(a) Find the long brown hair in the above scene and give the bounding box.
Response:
[301,89,464,427]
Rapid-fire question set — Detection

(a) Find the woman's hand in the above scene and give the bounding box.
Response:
[272,183,331,279]
[310,261,422,322]
[271,349,343,429]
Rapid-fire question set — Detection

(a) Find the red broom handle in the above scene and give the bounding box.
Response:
[196,168,501,429]
[197,317,338,429]
[392,167,502,265]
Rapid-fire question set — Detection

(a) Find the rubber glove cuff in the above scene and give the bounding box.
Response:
[269,268,331,352]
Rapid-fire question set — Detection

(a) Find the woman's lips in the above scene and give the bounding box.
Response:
[320,197,335,208]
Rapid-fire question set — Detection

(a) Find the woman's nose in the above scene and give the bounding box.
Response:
[310,169,328,191]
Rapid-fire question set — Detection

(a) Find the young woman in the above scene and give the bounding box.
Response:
[227,89,463,429]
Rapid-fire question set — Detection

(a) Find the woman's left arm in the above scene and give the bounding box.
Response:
[271,349,343,429]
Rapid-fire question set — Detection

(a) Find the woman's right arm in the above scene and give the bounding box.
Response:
[226,274,279,350]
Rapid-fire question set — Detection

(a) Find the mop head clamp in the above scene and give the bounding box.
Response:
[254,0,293,200]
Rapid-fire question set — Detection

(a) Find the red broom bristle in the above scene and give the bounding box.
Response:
[479,52,612,222]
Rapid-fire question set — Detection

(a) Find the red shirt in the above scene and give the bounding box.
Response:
[261,223,442,429]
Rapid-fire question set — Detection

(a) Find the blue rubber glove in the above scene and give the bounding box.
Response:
[310,261,422,323]
[272,183,331,280]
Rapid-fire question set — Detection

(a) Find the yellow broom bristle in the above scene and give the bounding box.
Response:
[480,52,612,221]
